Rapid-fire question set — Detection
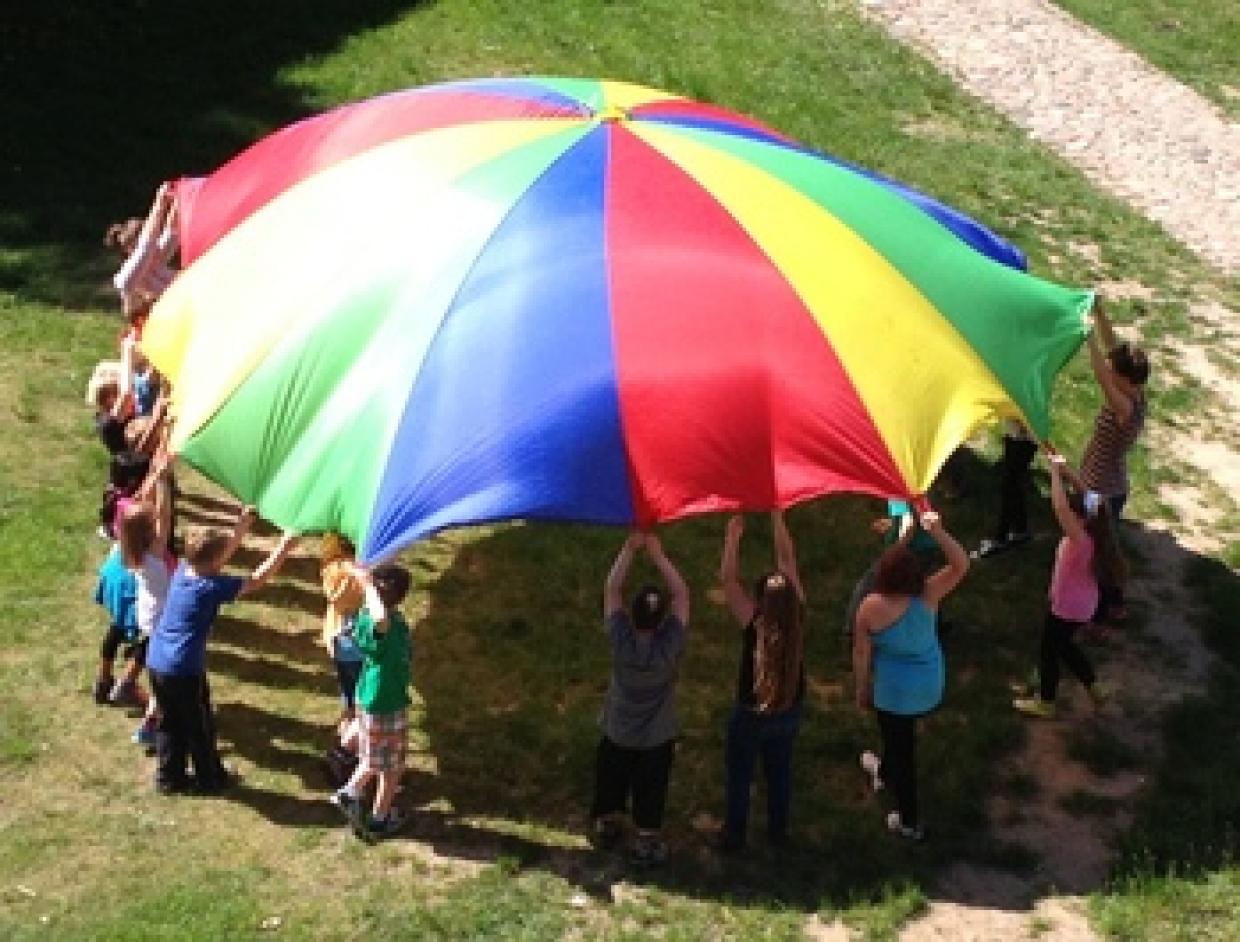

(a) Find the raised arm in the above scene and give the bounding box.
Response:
[603,531,644,619]
[239,531,300,596]
[720,515,755,626]
[644,533,689,625]
[218,505,256,569]
[852,601,875,711]
[771,510,805,602]
[1047,455,1087,542]
[921,511,970,608]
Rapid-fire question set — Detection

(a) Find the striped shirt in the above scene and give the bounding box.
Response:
[1081,395,1146,497]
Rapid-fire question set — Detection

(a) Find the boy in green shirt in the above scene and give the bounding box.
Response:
[331,563,413,841]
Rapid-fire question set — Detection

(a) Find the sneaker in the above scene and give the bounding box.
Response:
[108,679,144,708]
[860,751,884,792]
[885,811,925,842]
[332,789,371,842]
[591,816,623,851]
[93,677,113,705]
[193,770,237,796]
[628,834,668,867]
[1013,697,1057,719]
[971,537,1009,560]
[367,812,404,840]
[96,525,112,541]
[131,723,156,747]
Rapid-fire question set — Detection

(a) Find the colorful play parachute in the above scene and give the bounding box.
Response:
[144,77,1091,562]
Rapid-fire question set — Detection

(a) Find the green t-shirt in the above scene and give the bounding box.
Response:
[353,607,412,715]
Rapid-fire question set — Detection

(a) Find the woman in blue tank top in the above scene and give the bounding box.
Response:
[853,510,969,840]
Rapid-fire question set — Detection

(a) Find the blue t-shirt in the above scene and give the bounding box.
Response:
[146,564,244,677]
[94,545,138,634]
[872,596,944,716]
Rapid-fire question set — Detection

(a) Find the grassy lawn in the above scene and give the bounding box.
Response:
[1052,0,1240,117]
[2,1,1239,939]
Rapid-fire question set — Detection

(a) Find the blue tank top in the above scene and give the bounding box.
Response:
[872,596,943,716]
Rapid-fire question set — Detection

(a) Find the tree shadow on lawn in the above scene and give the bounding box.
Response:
[213,612,326,670]
[0,0,429,307]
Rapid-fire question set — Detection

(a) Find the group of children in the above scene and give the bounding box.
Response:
[86,184,1150,856]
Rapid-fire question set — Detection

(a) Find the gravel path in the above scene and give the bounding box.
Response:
[859,0,1240,275]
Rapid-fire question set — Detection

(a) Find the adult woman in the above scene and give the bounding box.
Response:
[718,511,805,852]
[1080,298,1148,620]
[853,510,968,840]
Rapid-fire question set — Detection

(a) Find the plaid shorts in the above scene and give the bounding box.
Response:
[360,709,408,773]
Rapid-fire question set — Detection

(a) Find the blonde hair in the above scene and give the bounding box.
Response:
[752,573,804,714]
[185,526,231,568]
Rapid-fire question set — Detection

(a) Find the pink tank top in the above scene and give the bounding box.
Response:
[1049,534,1098,622]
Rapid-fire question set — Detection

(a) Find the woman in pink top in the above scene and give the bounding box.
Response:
[1013,454,1123,719]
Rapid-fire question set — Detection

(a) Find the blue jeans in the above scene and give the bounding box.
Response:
[723,703,802,844]
[332,635,363,709]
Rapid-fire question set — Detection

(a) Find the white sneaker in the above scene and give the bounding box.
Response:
[860,751,883,792]
[886,811,925,842]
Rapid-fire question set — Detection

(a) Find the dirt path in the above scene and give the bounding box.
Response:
[848,1,1239,938]
[858,0,1240,276]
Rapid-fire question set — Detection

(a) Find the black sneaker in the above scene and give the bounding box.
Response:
[367,812,404,840]
[193,771,237,797]
[628,834,668,867]
[591,817,623,851]
[332,789,372,842]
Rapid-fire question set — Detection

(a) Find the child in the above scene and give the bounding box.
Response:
[854,510,969,840]
[591,531,689,867]
[116,461,176,746]
[1013,455,1119,718]
[145,508,298,794]
[89,375,130,457]
[332,564,413,841]
[320,534,365,784]
[93,544,143,706]
[718,512,806,853]
[108,182,179,318]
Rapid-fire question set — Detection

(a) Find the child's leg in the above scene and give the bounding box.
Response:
[369,711,407,820]
[1038,612,1067,702]
[631,740,675,836]
[150,671,190,789]
[1058,622,1097,690]
[591,736,631,823]
[723,707,759,845]
[878,710,918,828]
[373,769,400,820]
[186,675,226,787]
[96,627,124,699]
[759,712,800,843]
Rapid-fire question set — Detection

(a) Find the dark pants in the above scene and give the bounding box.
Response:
[590,736,675,830]
[149,670,225,789]
[1039,611,1095,702]
[877,710,921,828]
[333,658,363,709]
[1095,493,1128,620]
[994,435,1037,540]
[100,626,146,665]
[723,703,801,844]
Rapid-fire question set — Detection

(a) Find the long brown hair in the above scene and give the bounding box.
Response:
[1068,491,1127,586]
[752,572,804,713]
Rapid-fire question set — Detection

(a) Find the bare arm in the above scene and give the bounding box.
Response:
[921,512,970,608]
[1048,456,1087,542]
[218,505,256,569]
[1088,331,1134,424]
[239,531,300,596]
[852,600,875,710]
[644,533,690,626]
[720,515,755,626]
[603,532,643,619]
[1092,295,1118,351]
[771,510,805,602]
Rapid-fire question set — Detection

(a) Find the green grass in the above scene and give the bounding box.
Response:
[1,1,1239,939]
[1052,0,1240,117]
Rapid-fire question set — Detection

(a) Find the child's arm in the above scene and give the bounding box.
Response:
[238,531,300,596]
[921,511,970,608]
[218,505,256,568]
[644,533,689,626]
[1048,455,1088,542]
[772,510,805,602]
[603,532,643,620]
[1086,300,1134,423]
[719,515,755,626]
[852,600,875,711]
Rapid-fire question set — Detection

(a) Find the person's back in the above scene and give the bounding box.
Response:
[602,612,685,750]
[353,606,412,715]
[147,561,243,678]
[871,596,943,717]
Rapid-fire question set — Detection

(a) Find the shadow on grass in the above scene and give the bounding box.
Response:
[0,0,427,307]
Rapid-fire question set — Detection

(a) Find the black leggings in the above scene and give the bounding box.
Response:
[877,710,920,828]
[1039,611,1095,702]
[995,435,1037,539]
[100,627,146,666]
[591,736,675,830]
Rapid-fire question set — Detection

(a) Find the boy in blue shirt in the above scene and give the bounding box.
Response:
[146,506,298,794]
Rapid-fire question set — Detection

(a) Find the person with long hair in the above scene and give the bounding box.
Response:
[854,508,969,841]
[1013,454,1121,719]
[718,511,806,853]
[1080,297,1148,622]
[591,531,689,866]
